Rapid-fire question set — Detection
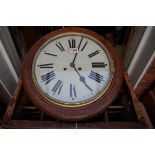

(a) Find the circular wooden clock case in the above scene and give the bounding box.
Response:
[22,27,123,121]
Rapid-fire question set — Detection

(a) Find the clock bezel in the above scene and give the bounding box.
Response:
[32,32,115,107]
[22,27,123,121]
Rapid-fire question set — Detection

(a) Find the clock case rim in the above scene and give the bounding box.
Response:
[21,27,124,121]
[32,32,115,107]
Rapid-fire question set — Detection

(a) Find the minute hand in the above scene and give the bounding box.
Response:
[72,53,78,65]
[73,66,93,92]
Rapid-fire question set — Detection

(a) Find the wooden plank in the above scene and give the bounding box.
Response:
[0,119,2,128]
[2,71,151,129]
[3,79,22,120]
[135,57,155,97]
[1,120,144,129]
[0,80,10,104]
[78,122,145,129]
[124,71,153,128]
[2,120,76,129]
[142,91,155,127]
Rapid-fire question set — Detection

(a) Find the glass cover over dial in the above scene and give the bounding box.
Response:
[32,33,114,106]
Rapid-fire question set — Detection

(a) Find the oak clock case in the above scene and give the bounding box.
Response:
[22,28,123,121]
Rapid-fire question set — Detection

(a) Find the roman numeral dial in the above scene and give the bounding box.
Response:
[34,33,112,104]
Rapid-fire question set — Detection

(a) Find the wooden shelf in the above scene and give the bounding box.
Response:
[1,71,153,129]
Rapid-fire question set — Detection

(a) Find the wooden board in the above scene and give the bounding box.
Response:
[1,71,153,129]
[135,57,155,97]
[142,91,155,127]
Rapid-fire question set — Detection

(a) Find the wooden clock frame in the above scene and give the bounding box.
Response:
[21,27,123,121]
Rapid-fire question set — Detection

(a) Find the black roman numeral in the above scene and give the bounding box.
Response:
[55,41,65,52]
[68,38,76,48]
[81,41,88,51]
[52,80,63,95]
[44,51,57,57]
[78,36,88,51]
[88,50,100,58]
[41,71,56,84]
[70,84,77,99]
[92,62,107,68]
[38,63,53,68]
[88,71,103,83]
[78,37,83,50]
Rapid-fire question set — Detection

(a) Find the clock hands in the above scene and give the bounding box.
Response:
[70,48,78,67]
[79,75,93,92]
[72,65,93,92]
[71,53,78,66]
[69,40,92,92]
[71,37,82,66]
[70,45,78,68]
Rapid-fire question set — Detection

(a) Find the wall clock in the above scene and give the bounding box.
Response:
[22,27,123,121]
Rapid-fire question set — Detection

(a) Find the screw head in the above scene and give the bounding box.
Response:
[78,67,82,71]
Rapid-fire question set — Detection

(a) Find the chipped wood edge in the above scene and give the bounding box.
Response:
[124,71,153,128]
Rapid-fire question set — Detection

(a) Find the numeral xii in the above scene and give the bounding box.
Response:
[68,38,76,48]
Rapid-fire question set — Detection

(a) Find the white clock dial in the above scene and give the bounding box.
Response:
[32,33,114,106]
